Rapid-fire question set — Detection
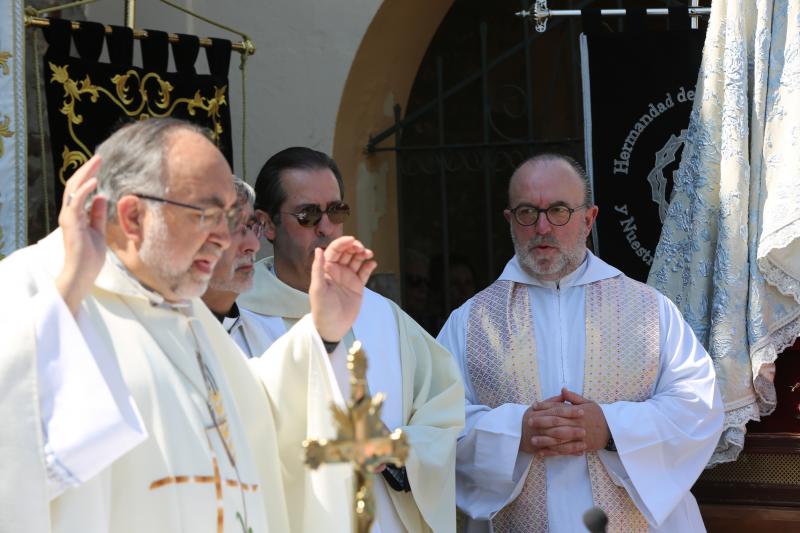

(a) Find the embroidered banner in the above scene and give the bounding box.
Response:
[0,0,26,258]
[41,19,234,210]
[580,9,704,282]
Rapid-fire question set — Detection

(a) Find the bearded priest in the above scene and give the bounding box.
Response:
[0,118,376,533]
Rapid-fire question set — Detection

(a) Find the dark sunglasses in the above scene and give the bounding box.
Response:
[283,202,350,227]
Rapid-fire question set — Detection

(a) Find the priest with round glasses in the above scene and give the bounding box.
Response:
[237,147,464,533]
[437,153,723,532]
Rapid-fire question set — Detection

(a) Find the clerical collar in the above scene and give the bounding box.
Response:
[499,250,621,289]
[540,253,590,289]
[212,301,240,323]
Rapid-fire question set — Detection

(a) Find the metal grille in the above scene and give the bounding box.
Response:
[366,0,695,334]
[701,454,800,486]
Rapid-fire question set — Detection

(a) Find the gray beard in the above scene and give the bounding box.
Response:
[139,209,210,299]
[209,266,254,294]
[511,228,587,281]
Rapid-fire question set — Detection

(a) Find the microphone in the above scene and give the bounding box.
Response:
[582,506,608,533]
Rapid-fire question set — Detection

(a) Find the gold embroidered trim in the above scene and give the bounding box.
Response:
[0,48,13,256]
[0,51,10,75]
[48,62,228,185]
[0,50,15,162]
[149,455,259,533]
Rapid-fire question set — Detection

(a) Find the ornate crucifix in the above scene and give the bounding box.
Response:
[303,341,410,533]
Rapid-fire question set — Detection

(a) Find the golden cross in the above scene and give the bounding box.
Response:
[303,341,410,533]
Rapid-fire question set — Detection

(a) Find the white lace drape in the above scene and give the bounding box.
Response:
[648,0,800,465]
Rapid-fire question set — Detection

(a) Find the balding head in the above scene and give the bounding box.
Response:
[508,154,592,209]
[504,153,598,281]
[94,118,212,222]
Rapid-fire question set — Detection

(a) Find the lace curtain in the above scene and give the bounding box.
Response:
[648,0,800,465]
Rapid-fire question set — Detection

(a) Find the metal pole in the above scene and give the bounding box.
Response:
[436,56,452,314]
[480,23,495,281]
[394,103,407,308]
[24,16,255,55]
[517,4,712,33]
[518,7,712,17]
[124,0,136,29]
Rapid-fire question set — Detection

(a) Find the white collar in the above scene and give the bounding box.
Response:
[498,250,621,289]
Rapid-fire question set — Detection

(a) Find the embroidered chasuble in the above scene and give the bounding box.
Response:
[466,277,658,532]
[239,257,465,533]
[0,230,292,532]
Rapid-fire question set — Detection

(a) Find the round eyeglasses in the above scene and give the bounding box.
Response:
[508,204,588,227]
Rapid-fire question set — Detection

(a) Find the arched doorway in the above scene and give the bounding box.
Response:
[372,0,699,333]
[372,0,589,333]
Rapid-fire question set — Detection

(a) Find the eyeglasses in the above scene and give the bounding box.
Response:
[508,203,588,227]
[283,202,350,228]
[234,218,266,239]
[134,193,240,232]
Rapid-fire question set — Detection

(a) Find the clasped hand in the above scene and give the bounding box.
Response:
[519,388,610,458]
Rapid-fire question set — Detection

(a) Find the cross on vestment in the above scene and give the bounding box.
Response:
[149,451,259,533]
[303,341,410,533]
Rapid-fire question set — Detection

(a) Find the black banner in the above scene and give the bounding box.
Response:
[581,10,704,282]
[42,19,234,209]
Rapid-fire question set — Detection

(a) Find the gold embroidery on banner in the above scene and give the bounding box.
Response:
[0,51,15,162]
[48,62,228,184]
[0,51,10,75]
[0,114,13,158]
[58,147,88,186]
[0,49,13,257]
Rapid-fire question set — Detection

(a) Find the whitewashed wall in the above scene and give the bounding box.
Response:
[85,0,384,182]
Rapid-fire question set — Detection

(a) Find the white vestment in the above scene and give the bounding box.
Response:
[223,306,282,359]
[437,252,724,533]
[0,230,333,532]
[238,257,465,532]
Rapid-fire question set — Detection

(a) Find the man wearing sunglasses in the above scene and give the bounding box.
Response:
[0,119,378,532]
[437,153,723,533]
[201,177,270,358]
[237,147,464,533]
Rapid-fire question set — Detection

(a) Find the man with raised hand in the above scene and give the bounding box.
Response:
[0,118,376,533]
[238,146,464,533]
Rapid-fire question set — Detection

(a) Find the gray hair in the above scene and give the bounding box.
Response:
[94,118,212,220]
[510,153,594,207]
[233,176,256,208]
